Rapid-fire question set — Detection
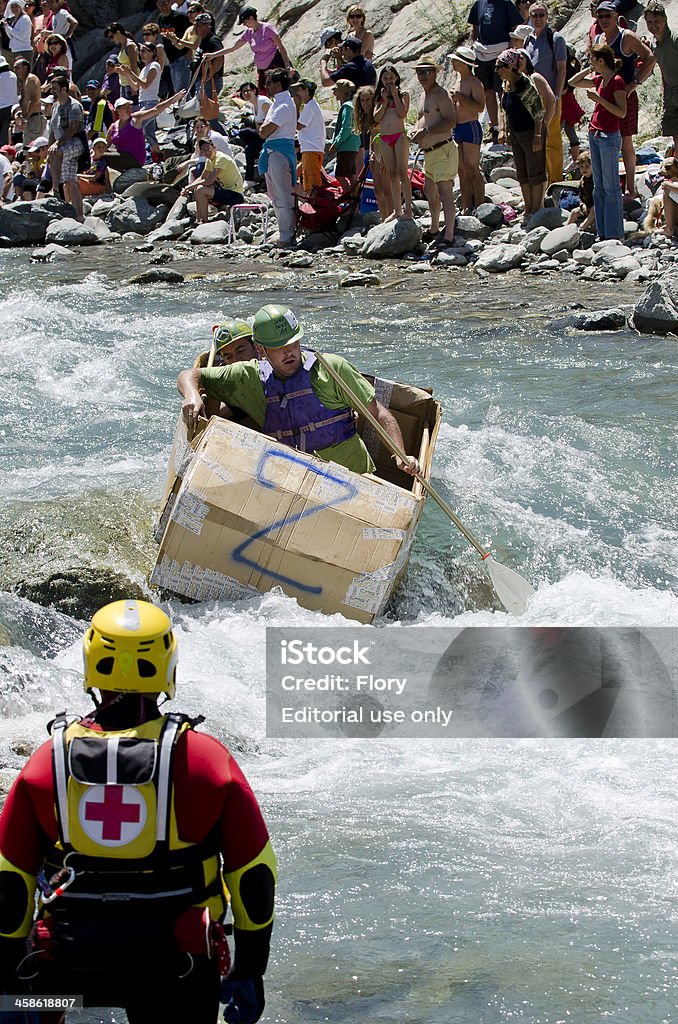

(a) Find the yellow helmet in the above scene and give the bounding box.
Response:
[83,599,177,699]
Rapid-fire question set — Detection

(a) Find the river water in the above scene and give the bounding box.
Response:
[0,246,677,1023]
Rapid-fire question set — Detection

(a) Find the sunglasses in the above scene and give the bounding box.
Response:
[416,68,434,75]
[531,11,547,16]
[348,13,363,17]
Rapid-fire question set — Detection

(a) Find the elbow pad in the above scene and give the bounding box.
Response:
[224,840,276,932]
[0,854,36,939]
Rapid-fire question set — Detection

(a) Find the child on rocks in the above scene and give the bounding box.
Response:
[328,78,359,181]
[566,149,594,230]
[77,137,111,195]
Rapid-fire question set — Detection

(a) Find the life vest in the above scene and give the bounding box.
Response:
[46,712,227,921]
[260,350,357,453]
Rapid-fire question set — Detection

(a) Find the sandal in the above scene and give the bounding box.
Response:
[422,229,439,243]
[427,237,453,252]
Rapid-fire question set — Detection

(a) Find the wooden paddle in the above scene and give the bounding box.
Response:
[315,351,536,616]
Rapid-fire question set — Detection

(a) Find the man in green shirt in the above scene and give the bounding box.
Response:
[178,303,420,476]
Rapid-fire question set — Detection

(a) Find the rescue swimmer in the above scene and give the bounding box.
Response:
[178,303,421,476]
[0,599,275,1024]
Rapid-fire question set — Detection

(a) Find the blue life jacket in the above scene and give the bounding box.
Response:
[259,351,357,453]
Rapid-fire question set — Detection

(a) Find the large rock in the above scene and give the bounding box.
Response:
[481,148,515,180]
[83,215,115,241]
[106,198,168,236]
[190,220,231,244]
[31,243,75,261]
[490,165,518,183]
[591,244,631,267]
[475,243,526,273]
[540,224,581,255]
[45,218,101,246]
[112,167,150,195]
[523,225,550,254]
[551,307,630,331]
[609,254,641,279]
[90,195,120,218]
[0,197,76,245]
[454,215,493,241]
[633,272,678,334]
[524,207,565,230]
[475,203,504,228]
[122,182,181,206]
[361,218,422,258]
[147,219,191,242]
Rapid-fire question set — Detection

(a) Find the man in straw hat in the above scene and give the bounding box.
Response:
[450,45,485,212]
[410,56,458,249]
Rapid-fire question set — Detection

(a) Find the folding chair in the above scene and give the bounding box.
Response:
[294,163,368,244]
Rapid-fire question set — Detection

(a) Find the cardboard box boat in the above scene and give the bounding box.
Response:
[151,372,441,623]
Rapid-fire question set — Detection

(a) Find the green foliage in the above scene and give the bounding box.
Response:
[423,0,471,52]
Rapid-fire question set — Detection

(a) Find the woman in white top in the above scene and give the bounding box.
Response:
[2,0,33,64]
[119,42,162,157]
[0,55,18,145]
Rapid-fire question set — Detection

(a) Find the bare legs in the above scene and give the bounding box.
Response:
[381,133,413,220]
[621,134,636,197]
[458,140,484,213]
[424,175,456,242]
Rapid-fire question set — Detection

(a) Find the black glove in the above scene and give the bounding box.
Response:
[221,975,265,1024]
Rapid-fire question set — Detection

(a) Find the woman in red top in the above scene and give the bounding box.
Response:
[570,43,626,239]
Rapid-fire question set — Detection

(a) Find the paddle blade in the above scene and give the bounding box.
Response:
[485,557,536,616]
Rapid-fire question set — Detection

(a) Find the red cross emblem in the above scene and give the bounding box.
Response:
[79,785,147,846]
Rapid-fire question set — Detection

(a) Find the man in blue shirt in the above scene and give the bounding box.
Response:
[319,36,376,89]
[468,0,523,143]
[525,2,567,183]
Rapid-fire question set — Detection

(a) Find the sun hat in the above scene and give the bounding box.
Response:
[450,45,477,66]
[509,24,535,40]
[320,26,342,46]
[415,55,441,71]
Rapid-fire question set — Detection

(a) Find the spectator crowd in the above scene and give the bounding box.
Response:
[1,0,678,246]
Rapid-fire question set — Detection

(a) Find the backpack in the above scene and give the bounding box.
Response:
[565,43,580,84]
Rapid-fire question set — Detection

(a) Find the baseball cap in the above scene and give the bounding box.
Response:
[86,79,101,88]
[320,26,342,46]
[0,145,16,159]
[114,97,133,108]
[595,2,617,11]
[238,5,257,22]
[194,12,211,24]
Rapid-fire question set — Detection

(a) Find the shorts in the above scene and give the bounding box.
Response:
[423,140,459,184]
[474,57,501,93]
[453,120,482,146]
[77,176,106,196]
[212,183,244,206]
[301,150,323,191]
[662,98,678,137]
[619,88,638,138]
[509,127,546,186]
[58,137,83,183]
